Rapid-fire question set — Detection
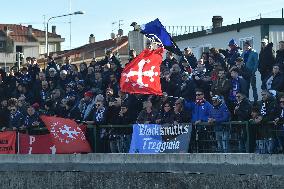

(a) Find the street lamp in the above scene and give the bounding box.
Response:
[45,11,84,65]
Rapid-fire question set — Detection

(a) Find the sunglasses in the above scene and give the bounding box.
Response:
[10,109,17,111]
[96,104,102,107]
[196,93,203,96]
[280,101,284,103]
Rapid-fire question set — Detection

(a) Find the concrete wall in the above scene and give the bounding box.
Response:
[1,154,284,188]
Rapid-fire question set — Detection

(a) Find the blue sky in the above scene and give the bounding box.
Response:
[1,0,283,50]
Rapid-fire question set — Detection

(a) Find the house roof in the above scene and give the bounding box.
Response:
[173,18,284,42]
[0,24,61,43]
[56,36,129,58]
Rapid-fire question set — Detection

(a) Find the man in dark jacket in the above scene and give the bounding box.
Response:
[227,39,241,67]
[255,90,278,153]
[262,64,284,92]
[275,41,284,72]
[259,39,275,84]
[180,47,197,69]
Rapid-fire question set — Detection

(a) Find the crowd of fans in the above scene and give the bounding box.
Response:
[0,39,284,154]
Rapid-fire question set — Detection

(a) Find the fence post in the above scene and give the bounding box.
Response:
[245,121,250,153]
[92,125,98,153]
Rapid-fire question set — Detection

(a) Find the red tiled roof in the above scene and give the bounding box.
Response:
[0,24,61,43]
[57,36,129,58]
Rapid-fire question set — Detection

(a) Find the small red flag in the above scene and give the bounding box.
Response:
[40,116,92,154]
[120,47,164,95]
[0,131,16,154]
[19,133,55,154]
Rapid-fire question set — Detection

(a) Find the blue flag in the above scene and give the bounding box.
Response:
[140,18,183,56]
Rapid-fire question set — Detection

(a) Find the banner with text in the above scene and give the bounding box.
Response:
[19,133,56,154]
[129,123,192,153]
[0,131,16,154]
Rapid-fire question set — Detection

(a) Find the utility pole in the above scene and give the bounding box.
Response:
[69,0,72,49]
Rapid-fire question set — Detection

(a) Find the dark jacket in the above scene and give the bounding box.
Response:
[262,72,284,92]
[259,43,275,74]
[275,49,284,72]
[233,98,252,121]
[9,111,24,128]
[137,109,158,124]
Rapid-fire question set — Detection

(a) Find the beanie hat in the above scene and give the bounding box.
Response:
[84,91,93,98]
[228,39,237,46]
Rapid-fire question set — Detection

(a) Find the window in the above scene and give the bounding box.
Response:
[239,37,254,50]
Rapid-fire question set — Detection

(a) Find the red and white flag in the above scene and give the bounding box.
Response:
[0,131,16,154]
[19,133,55,154]
[120,47,164,95]
[40,116,92,154]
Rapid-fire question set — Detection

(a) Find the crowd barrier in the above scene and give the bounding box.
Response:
[1,120,284,154]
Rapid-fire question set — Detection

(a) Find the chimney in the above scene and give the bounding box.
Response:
[28,25,33,35]
[52,26,56,34]
[212,16,223,28]
[89,34,95,43]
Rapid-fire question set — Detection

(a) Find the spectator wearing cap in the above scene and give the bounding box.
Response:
[208,95,230,152]
[79,91,96,121]
[259,39,275,84]
[227,39,241,67]
[46,68,58,84]
[241,41,259,102]
[262,64,284,93]
[275,41,284,72]
[180,47,197,69]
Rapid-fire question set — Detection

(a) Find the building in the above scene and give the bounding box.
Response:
[0,24,64,71]
[173,17,284,101]
[173,17,284,59]
[49,35,129,66]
